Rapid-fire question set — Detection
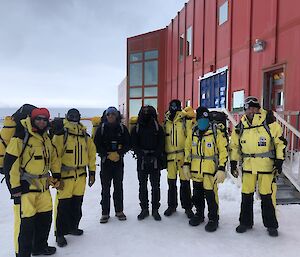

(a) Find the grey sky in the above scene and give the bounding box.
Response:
[0,0,186,108]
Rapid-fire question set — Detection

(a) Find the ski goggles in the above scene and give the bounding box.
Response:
[35,116,49,122]
[244,96,260,109]
[169,102,181,111]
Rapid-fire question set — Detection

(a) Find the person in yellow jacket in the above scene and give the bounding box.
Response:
[230,96,286,237]
[184,107,228,232]
[52,108,96,247]
[4,108,60,257]
[164,99,194,218]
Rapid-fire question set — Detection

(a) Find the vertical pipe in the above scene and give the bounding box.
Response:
[274,0,279,64]
[191,0,196,107]
[214,0,218,70]
[202,0,206,77]
[229,0,234,111]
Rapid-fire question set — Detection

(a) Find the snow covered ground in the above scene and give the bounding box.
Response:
[1,153,300,257]
[1,121,300,257]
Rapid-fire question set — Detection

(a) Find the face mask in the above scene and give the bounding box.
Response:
[197,118,209,131]
[142,112,152,122]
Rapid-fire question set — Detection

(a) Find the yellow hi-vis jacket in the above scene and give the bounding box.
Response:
[5,117,60,194]
[230,109,286,174]
[184,124,228,181]
[52,120,96,178]
[164,109,194,162]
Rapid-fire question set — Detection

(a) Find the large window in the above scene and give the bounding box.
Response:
[179,33,184,62]
[129,87,142,98]
[129,99,142,117]
[144,61,158,85]
[144,87,158,97]
[130,52,142,62]
[129,63,142,86]
[145,50,158,60]
[144,98,158,110]
[186,27,192,56]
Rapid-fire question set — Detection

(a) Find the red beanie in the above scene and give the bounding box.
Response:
[31,108,50,120]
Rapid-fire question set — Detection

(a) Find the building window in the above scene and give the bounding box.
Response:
[186,27,192,56]
[144,60,158,85]
[144,87,158,97]
[129,87,142,98]
[186,99,191,107]
[129,63,142,86]
[130,52,143,62]
[144,98,158,110]
[129,99,142,117]
[145,50,158,60]
[179,33,184,62]
[219,1,228,25]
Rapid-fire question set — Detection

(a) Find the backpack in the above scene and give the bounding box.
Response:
[0,104,37,174]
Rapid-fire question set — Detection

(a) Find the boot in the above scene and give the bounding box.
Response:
[69,228,84,236]
[189,213,204,226]
[185,209,194,219]
[236,224,253,233]
[205,220,219,232]
[137,209,149,220]
[56,236,67,248]
[116,211,127,221]
[100,214,110,224]
[32,246,57,255]
[267,228,278,237]
[164,207,176,216]
[152,209,161,221]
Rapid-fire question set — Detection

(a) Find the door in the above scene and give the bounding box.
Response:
[263,68,285,112]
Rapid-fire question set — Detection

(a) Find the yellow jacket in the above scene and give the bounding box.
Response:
[230,109,286,174]
[185,124,228,179]
[52,120,96,178]
[5,117,60,194]
[164,109,194,161]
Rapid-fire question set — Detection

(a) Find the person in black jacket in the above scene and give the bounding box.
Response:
[131,106,165,221]
[94,107,130,224]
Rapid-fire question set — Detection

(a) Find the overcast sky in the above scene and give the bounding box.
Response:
[0,0,186,108]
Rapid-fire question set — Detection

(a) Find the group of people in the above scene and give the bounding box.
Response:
[0,95,286,257]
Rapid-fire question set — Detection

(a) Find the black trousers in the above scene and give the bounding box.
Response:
[137,166,161,210]
[239,193,278,228]
[100,161,124,215]
[167,178,192,210]
[18,211,52,257]
[192,181,205,218]
[56,195,83,237]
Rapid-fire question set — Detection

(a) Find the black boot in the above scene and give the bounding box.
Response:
[56,236,67,248]
[236,224,253,233]
[267,228,278,237]
[100,215,110,224]
[116,212,127,221]
[137,209,149,220]
[185,209,194,219]
[164,207,176,216]
[205,220,218,232]
[152,209,161,221]
[189,213,204,226]
[32,245,57,255]
[69,228,84,236]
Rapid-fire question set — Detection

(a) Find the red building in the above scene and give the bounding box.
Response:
[123,0,300,124]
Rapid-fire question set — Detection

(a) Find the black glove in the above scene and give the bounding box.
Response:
[274,159,284,174]
[230,161,239,178]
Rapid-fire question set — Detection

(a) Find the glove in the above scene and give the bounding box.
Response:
[49,177,63,189]
[274,159,284,174]
[215,169,226,183]
[107,152,120,162]
[230,161,239,178]
[88,171,95,187]
[182,164,191,180]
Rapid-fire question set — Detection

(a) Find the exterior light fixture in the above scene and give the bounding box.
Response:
[193,56,200,63]
[253,39,266,52]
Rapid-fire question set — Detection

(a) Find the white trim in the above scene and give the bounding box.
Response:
[198,66,228,81]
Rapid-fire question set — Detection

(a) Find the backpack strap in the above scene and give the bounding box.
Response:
[20,129,30,158]
[101,123,105,136]
[182,117,187,137]
[0,134,7,148]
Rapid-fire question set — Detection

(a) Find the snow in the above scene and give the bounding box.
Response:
[1,122,300,256]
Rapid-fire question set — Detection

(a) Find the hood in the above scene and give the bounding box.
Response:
[21,117,48,140]
[165,110,187,123]
[63,119,87,135]
[241,108,267,127]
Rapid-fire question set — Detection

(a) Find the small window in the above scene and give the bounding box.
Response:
[233,90,244,110]
[186,27,192,56]
[144,61,158,85]
[130,52,143,62]
[219,1,228,25]
[179,33,184,62]
[144,98,158,110]
[144,87,158,97]
[129,88,142,98]
[186,100,191,107]
[145,50,158,60]
[129,99,142,117]
[129,63,143,86]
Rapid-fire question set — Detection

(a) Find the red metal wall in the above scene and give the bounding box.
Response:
[127,0,300,122]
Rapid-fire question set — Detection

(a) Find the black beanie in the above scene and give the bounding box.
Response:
[196,106,209,120]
